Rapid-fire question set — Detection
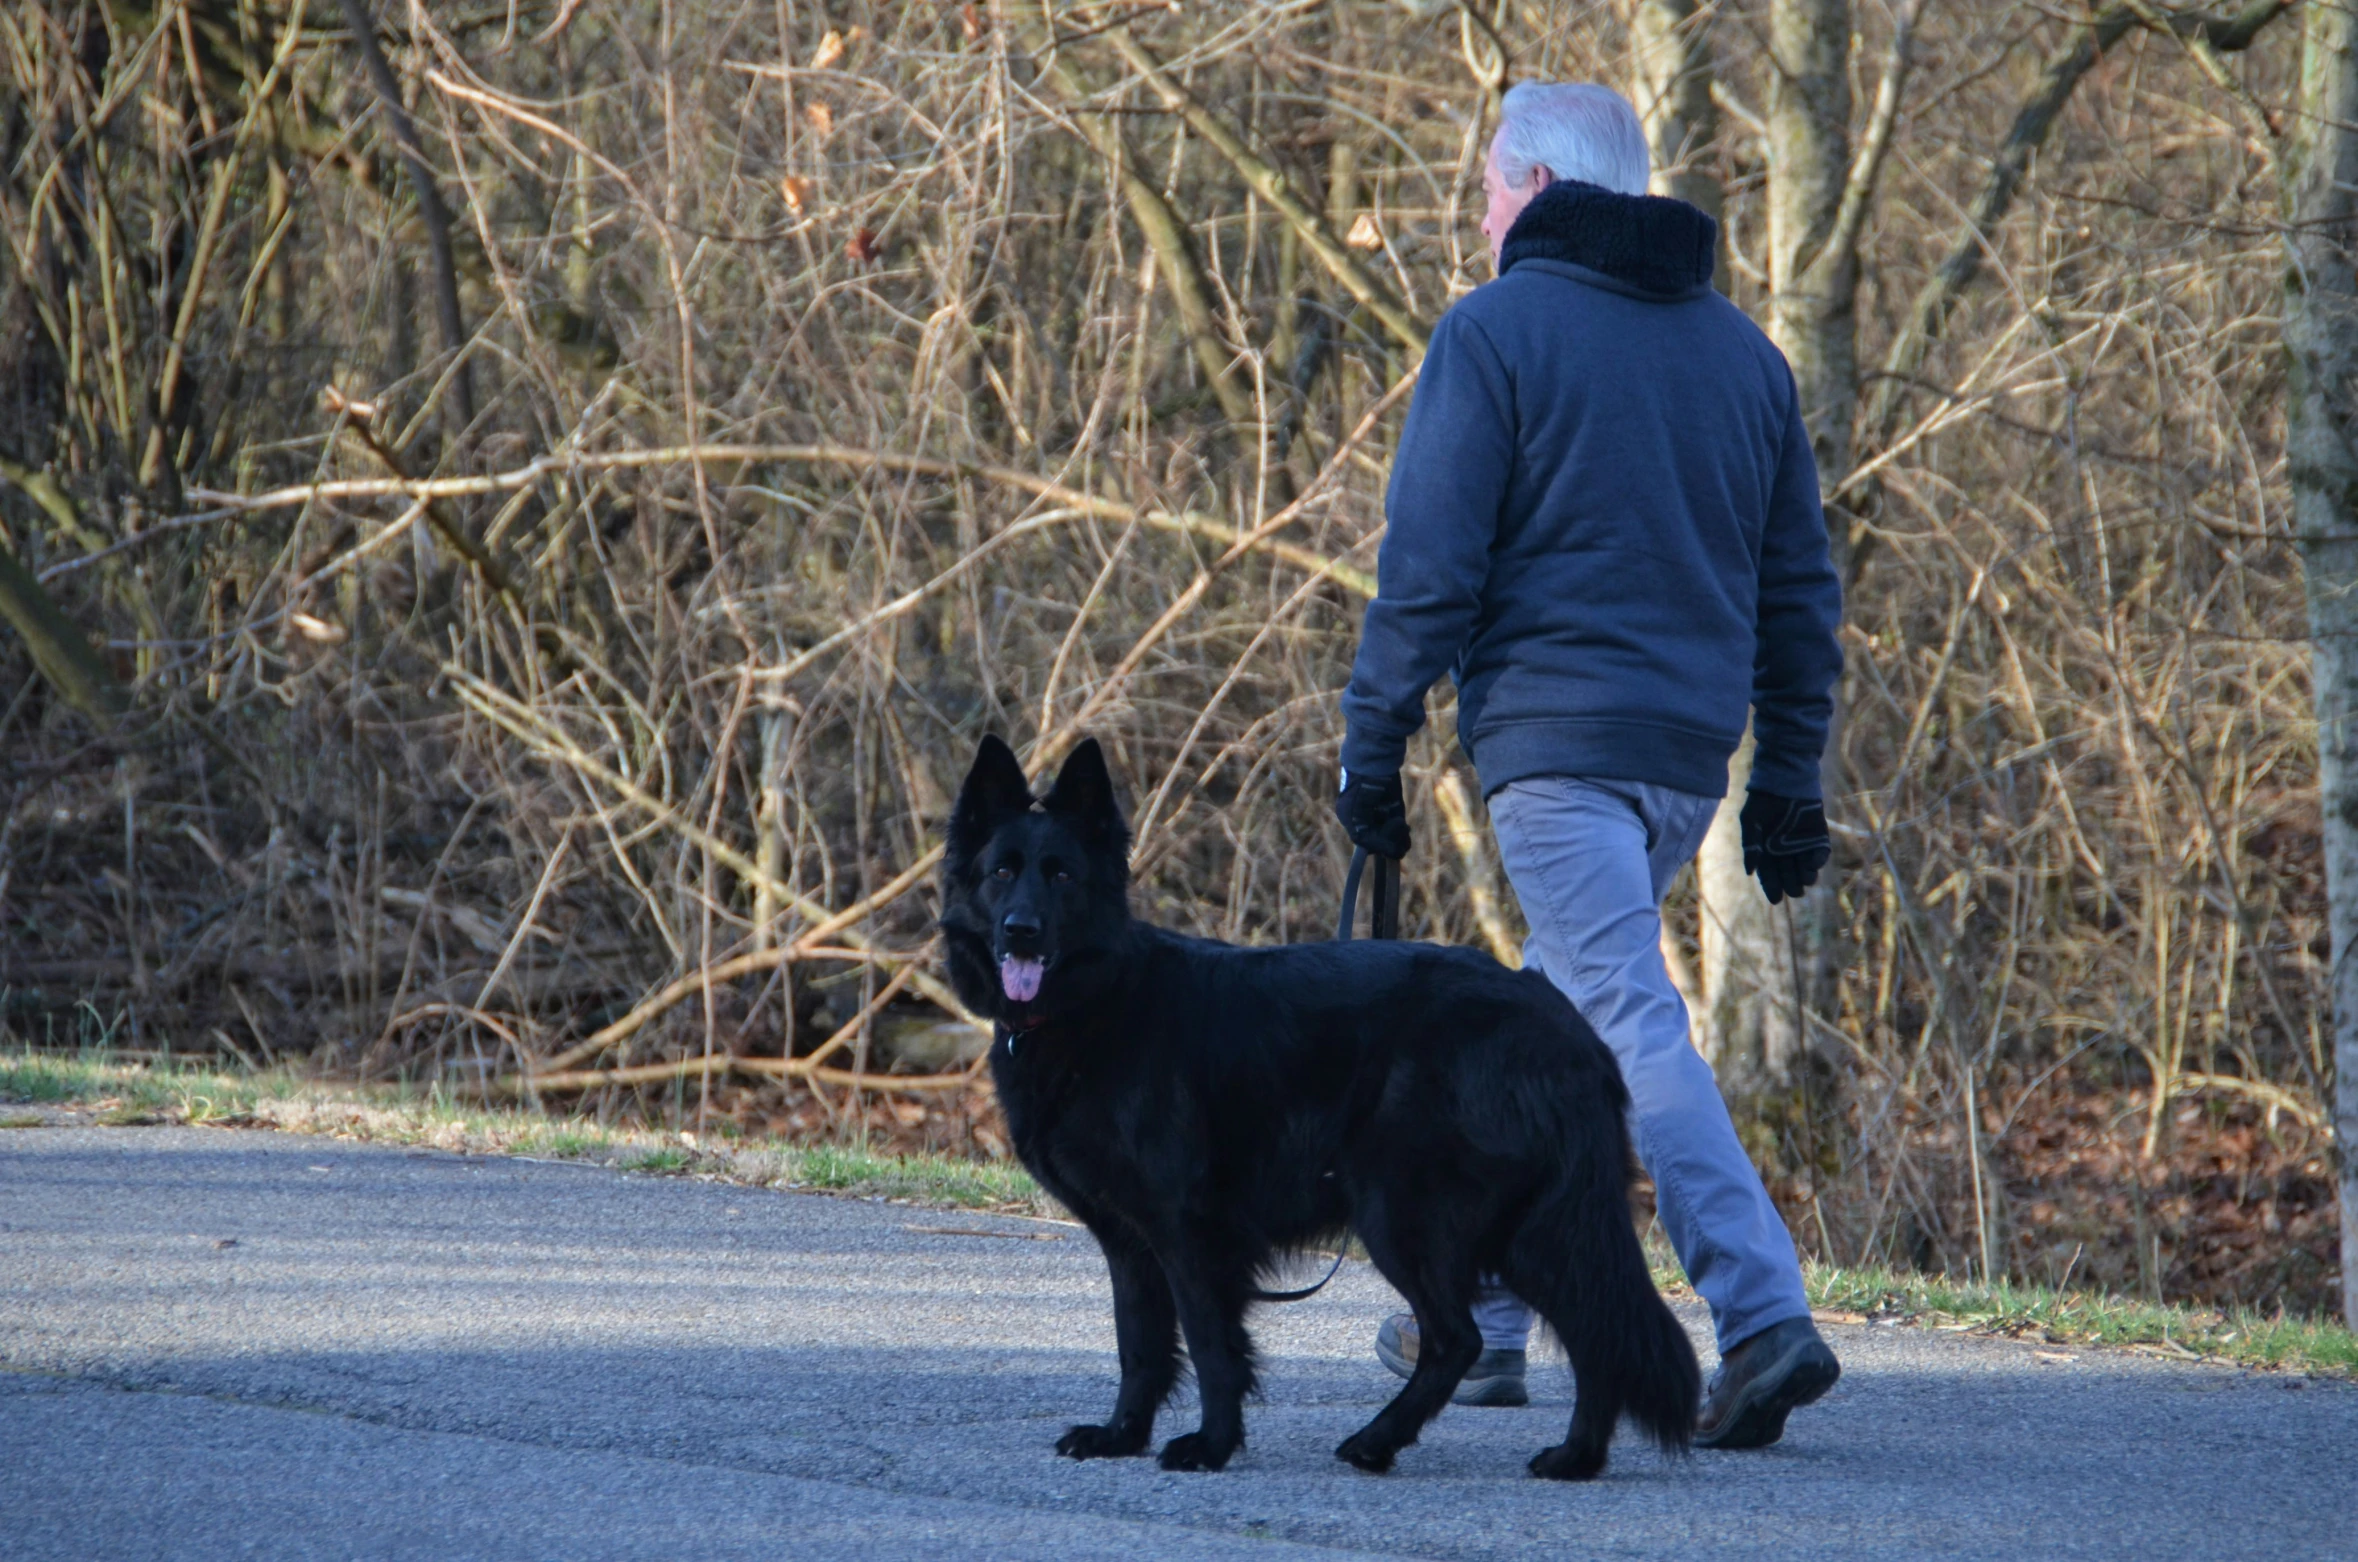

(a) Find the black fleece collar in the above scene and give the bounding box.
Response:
[1498,180,1718,298]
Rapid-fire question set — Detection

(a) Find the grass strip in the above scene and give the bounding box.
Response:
[0,1050,1052,1215]
[1797,1262,2358,1377]
[6,1048,2351,1378]
[1641,1234,2355,1379]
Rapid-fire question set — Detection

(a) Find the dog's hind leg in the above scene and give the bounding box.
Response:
[1334,1194,1486,1475]
[1058,1233,1181,1460]
[1501,1163,1701,1481]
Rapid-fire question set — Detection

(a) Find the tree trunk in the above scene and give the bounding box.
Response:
[1692,0,1855,1119]
[1763,0,1859,531]
[1621,0,1724,288]
[2283,0,2358,1333]
[1697,728,1805,1104]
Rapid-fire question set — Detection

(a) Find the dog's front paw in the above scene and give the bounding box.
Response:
[1056,1423,1147,1460]
[1156,1432,1235,1472]
[1527,1441,1607,1482]
[1334,1430,1397,1474]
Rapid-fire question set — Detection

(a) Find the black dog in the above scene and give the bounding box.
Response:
[939,735,1699,1479]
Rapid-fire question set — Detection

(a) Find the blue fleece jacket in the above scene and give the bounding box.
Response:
[1340,182,1844,801]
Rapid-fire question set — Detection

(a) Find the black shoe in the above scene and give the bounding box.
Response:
[1373,1313,1529,1407]
[1694,1316,1840,1449]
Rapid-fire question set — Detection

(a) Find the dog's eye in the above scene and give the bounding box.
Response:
[1052,869,1073,884]
[992,865,1015,882]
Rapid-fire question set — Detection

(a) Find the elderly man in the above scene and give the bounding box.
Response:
[1333,83,1845,1449]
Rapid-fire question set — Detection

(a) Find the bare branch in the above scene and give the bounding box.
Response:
[1097,24,1429,353]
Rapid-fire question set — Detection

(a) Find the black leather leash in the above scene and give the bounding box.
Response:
[1251,1246,1349,1303]
[1334,844,1400,942]
[1250,846,1402,1304]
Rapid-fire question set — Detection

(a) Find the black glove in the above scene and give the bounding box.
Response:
[1334,769,1411,859]
[1740,790,1829,905]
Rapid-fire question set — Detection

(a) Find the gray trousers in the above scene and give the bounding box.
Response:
[1469,774,1812,1354]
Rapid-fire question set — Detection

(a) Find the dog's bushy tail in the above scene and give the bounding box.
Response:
[1511,1135,1702,1458]
[1587,1220,1703,1456]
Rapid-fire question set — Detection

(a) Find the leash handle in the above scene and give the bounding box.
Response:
[1336,846,1403,942]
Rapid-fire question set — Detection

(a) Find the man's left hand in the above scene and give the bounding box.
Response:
[1740,791,1829,905]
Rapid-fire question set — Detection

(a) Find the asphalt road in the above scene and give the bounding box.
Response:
[1,1123,2350,1561]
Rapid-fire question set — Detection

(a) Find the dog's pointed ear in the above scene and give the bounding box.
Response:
[1043,738,1125,842]
[948,735,1033,861]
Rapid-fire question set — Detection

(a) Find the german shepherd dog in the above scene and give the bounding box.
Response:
[940,736,1699,1479]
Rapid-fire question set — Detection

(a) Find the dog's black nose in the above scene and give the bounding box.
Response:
[1001,911,1043,945]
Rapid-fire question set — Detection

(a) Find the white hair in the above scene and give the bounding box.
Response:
[1491,83,1650,197]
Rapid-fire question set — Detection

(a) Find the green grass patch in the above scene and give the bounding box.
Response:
[792,1143,1044,1207]
[1641,1226,2354,1376]
[0,1051,290,1118]
[7,1046,2351,1376]
[1799,1262,2358,1377]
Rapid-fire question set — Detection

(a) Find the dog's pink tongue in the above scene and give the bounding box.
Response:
[1000,955,1044,1004]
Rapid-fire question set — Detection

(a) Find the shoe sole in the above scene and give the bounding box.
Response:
[1694,1339,1840,1450]
[1376,1332,1529,1407]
